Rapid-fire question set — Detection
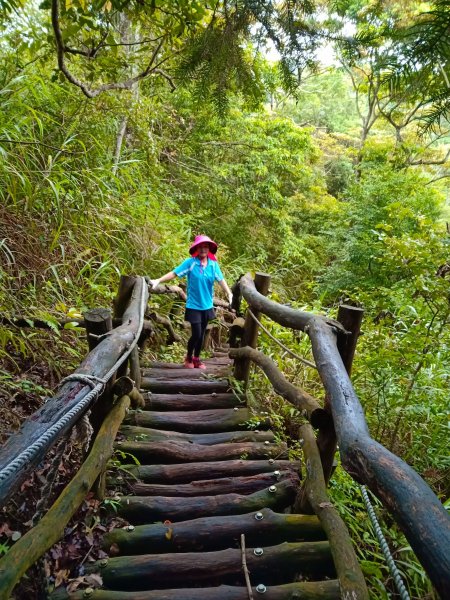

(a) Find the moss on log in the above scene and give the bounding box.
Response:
[229,347,330,429]
[295,424,369,599]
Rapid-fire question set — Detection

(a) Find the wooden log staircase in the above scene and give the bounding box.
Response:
[2,275,448,598]
[53,350,342,599]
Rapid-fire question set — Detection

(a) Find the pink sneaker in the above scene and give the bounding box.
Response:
[184,356,195,369]
[193,357,206,370]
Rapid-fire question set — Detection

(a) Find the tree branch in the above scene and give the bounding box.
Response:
[408,148,450,166]
[51,0,167,98]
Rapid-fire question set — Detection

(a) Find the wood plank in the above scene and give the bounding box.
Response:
[146,358,232,369]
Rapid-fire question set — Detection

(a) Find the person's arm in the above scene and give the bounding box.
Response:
[147,271,176,290]
[218,278,233,306]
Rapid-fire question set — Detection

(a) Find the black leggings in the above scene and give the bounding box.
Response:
[186,310,211,358]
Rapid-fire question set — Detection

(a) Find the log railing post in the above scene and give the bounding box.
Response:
[129,345,141,391]
[233,273,270,385]
[316,304,364,485]
[84,308,114,439]
[114,275,138,378]
[84,308,112,352]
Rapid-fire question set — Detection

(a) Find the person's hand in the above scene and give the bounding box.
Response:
[147,278,161,290]
[227,291,233,309]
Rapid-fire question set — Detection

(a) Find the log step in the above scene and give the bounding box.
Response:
[119,425,276,445]
[86,541,334,590]
[51,581,340,600]
[143,357,232,370]
[117,459,299,484]
[124,408,270,433]
[141,367,229,379]
[103,508,326,554]
[140,379,231,394]
[53,360,343,599]
[114,440,288,464]
[142,392,244,411]
[115,471,295,498]
[116,479,298,524]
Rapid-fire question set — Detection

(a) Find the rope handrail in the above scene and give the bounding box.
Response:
[361,485,410,600]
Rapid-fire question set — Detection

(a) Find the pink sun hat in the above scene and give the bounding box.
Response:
[189,234,218,255]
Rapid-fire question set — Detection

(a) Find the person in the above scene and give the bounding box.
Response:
[148,235,233,369]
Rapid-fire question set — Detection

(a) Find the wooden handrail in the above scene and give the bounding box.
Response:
[229,346,331,429]
[0,277,148,508]
[238,273,450,596]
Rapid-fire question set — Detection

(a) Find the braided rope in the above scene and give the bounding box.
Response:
[247,308,317,369]
[59,373,107,388]
[361,485,410,600]
[0,278,147,487]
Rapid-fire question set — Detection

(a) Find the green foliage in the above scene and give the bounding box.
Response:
[329,469,437,598]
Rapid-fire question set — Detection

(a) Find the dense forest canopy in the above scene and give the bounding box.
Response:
[1,0,449,597]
